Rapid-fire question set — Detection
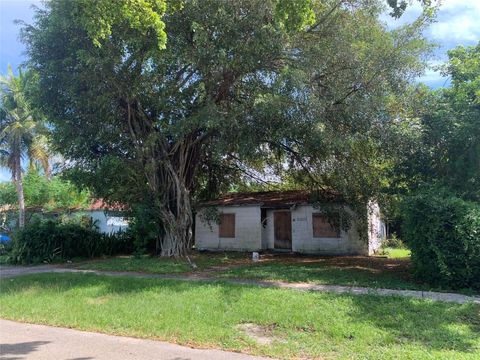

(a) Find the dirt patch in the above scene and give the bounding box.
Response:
[237,323,281,345]
[254,254,413,280]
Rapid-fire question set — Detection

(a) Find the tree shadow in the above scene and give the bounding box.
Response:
[0,341,50,359]
[344,294,480,354]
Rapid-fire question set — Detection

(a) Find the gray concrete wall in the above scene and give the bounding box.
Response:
[195,206,262,251]
[195,203,382,255]
[291,205,367,255]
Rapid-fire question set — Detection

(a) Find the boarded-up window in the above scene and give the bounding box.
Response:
[219,213,235,238]
[312,214,340,238]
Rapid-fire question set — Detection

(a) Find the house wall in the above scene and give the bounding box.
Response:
[290,205,367,255]
[195,205,262,251]
[261,206,367,255]
[75,211,129,234]
[196,203,384,255]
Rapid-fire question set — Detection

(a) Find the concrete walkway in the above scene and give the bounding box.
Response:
[1,265,479,304]
[0,319,269,360]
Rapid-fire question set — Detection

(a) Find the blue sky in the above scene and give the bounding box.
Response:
[1,0,479,182]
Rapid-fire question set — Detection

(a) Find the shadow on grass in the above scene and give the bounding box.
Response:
[2,273,479,354]
[346,294,480,353]
[220,262,420,289]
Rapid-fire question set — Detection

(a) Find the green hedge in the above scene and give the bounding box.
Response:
[402,188,480,289]
[9,219,134,264]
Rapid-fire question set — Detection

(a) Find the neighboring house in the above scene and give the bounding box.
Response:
[80,199,129,234]
[195,190,385,255]
[0,200,129,234]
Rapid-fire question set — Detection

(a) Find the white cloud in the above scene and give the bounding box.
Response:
[383,0,480,44]
[438,0,480,12]
[428,0,480,42]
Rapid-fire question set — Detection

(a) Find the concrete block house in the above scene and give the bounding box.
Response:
[195,190,385,255]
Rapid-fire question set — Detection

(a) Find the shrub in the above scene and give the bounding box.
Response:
[381,234,406,249]
[9,219,134,264]
[402,187,480,289]
[127,203,163,255]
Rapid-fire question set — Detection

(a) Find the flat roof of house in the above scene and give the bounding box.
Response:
[202,190,342,207]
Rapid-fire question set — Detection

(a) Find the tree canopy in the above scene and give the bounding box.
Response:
[0,168,91,211]
[22,0,433,255]
[392,43,480,201]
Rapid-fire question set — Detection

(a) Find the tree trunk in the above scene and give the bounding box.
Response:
[158,160,194,257]
[13,158,25,229]
[159,189,193,257]
[126,103,203,257]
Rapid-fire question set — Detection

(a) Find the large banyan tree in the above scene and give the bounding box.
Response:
[22,0,432,256]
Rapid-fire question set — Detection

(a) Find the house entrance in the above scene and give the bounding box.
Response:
[274,211,292,250]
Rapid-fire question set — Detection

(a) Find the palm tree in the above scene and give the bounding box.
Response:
[0,66,50,228]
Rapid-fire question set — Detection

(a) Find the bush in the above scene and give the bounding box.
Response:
[381,234,406,249]
[402,187,480,289]
[9,219,134,264]
[127,203,163,255]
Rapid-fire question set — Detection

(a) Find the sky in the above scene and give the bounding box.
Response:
[0,0,479,182]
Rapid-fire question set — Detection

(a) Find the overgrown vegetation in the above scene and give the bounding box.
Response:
[8,219,133,264]
[402,188,480,290]
[1,0,477,293]
[393,43,480,289]
[0,168,91,211]
[22,0,434,256]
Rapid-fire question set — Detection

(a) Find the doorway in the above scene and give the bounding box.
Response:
[274,211,292,250]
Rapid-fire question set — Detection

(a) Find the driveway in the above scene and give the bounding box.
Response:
[0,319,270,360]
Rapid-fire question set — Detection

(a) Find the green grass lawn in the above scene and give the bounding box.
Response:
[0,273,478,359]
[381,247,411,259]
[73,252,248,274]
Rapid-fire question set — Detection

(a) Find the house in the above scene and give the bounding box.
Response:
[80,199,129,234]
[0,200,129,234]
[195,190,385,255]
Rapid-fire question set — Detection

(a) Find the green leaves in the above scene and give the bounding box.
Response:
[76,0,168,50]
[22,0,434,249]
[396,43,480,201]
[401,186,480,289]
[0,169,91,211]
[274,0,315,31]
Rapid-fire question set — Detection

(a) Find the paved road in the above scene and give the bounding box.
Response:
[0,319,269,360]
[2,265,479,304]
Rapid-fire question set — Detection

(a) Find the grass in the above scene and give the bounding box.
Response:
[72,252,248,274]
[217,256,478,295]
[0,273,479,359]
[70,251,478,294]
[218,261,423,290]
[380,247,411,259]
